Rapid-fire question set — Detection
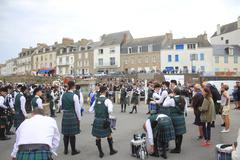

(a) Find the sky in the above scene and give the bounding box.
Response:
[0,0,239,63]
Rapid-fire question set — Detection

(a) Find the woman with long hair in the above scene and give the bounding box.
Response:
[220,84,230,133]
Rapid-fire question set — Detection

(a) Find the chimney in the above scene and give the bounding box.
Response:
[217,24,221,35]
[238,16,240,29]
[62,38,74,45]
[165,32,173,40]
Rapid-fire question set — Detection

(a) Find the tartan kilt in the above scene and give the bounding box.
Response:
[155,117,175,143]
[61,111,80,135]
[170,108,186,135]
[0,116,7,126]
[14,112,25,129]
[16,150,52,160]
[158,107,171,116]
[92,118,112,138]
[131,97,139,105]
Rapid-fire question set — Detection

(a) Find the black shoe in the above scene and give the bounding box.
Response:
[64,150,68,155]
[99,152,104,158]
[129,112,133,114]
[211,123,215,128]
[110,149,118,155]
[71,150,80,155]
[0,136,11,140]
[170,148,181,153]
[161,153,167,159]
[149,152,159,157]
[221,123,225,127]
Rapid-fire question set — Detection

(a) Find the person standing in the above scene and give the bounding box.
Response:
[11,108,60,160]
[120,85,127,112]
[191,84,204,140]
[90,86,117,158]
[0,87,10,140]
[146,82,154,114]
[235,81,240,110]
[31,87,43,109]
[61,81,81,155]
[163,88,186,154]
[5,86,15,135]
[221,84,230,133]
[199,87,215,146]
[14,86,28,130]
[74,84,84,116]
[129,84,140,114]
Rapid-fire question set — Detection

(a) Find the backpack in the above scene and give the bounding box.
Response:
[174,96,186,111]
[208,84,221,102]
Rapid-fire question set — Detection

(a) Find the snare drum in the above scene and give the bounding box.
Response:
[215,144,232,160]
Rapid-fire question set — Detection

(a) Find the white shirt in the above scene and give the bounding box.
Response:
[159,89,169,104]
[162,96,176,107]
[35,96,43,109]
[145,114,168,145]
[60,91,81,121]
[89,95,113,113]
[11,115,60,158]
[19,93,27,117]
[0,96,7,109]
[6,94,14,108]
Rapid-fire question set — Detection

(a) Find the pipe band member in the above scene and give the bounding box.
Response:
[0,87,10,140]
[11,108,60,160]
[90,86,117,158]
[130,83,140,114]
[31,87,43,109]
[163,87,186,154]
[60,81,81,156]
[14,86,28,130]
[144,111,175,159]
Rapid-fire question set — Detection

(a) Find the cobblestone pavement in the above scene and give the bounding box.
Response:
[1,103,239,160]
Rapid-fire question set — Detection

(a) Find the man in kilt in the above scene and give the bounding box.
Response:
[144,111,175,159]
[31,87,43,109]
[129,83,140,114]
[120,85,127,112]
[90,86,118,158]
[5,85,15,135]
[163,87,186,154]
[60,81,81,155]
[14,86,28,130]
[11,108,60,160]
[0,87,11,140]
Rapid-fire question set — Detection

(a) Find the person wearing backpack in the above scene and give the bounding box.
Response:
[163,87,186,154]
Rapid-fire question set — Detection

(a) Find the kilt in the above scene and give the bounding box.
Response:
[92,118,112,138]
[16,150,52,160]
[61,111,80,135]
[158,107,170,116]
[120,98,127,105]
[170,108,186,135]
[14,112,25,129]
[131,97,139,105]
[0,115,7,126]
[155,117,175,143]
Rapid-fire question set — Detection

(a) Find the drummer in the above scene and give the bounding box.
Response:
[143,110,175,159]
[149,83,161,112]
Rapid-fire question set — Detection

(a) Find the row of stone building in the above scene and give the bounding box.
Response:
[1,17,240,76]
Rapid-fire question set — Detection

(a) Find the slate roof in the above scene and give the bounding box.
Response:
[100,31,133,46]
[122,35,165,47]
[212,45,240,56]
[212,21,239,37]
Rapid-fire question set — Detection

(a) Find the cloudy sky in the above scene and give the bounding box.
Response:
[0,0,239,63]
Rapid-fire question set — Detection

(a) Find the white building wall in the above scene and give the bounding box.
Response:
[93,45,120,69]
[211,29,240,45]
[161,47,214,73]
[56,54,74,75]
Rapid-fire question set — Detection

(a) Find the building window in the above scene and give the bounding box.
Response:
[79,54,82,59]
[200,66,205,72]
[200,53,204,61]
[234,56,238,64]
[148,44,153,52]
[187,44,196,49]
[176,44,184,50]
[49,54,52,60]
[98,49,103,54]
[215,56,219,63]
[59,57,62,64]
[192,66,196,73]
[145,57,149,63]
[110,57,115,65]
[85,52,88,59]
[128,47,132,54]
[70,57,73,63]
[224,56,228,63]
[110,48,115,54]
[168,55,172,62]
[98,58,103,66]
[66,56,69,64]
[175,55,179,62]
[138,46,142,53]
[221,37,224,40]
[41,56,43,61]
[225,40,229,44]
[190,54,198,61]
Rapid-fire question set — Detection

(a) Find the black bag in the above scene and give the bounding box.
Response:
[103,119,111,129]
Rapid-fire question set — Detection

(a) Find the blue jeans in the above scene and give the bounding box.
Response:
[202,122,211,141]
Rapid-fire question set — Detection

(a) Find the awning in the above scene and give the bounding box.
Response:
[37,68,55,73]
